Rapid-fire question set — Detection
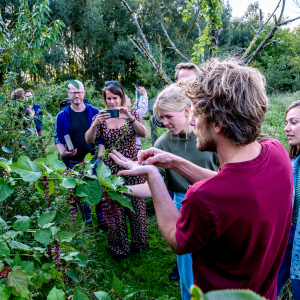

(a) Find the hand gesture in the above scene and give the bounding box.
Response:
[61,144,77,158]
[27,107,35,117]
[136,86,147,97]
[110,150,156,179]
[137,148,175,169]
[93,110,111,126]
[117,107,135,122]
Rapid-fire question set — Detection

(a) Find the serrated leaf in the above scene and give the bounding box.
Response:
[6,269,30,299]
[76,180,102,206]
[47,286,65,300]
[10,156,41,182]
[38,211,56,226]
[46,152,66,172]
[60,177,76,189]
[111,175,125,189]
[96,163,111,178]
[98,177,115,190]
[14,217,31,232]
[34,228,52,246]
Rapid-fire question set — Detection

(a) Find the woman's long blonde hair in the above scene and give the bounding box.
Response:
[153,83,191,124]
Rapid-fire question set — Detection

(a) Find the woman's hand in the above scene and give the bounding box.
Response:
[117,107,135,122]
[27,107,35,117]
[110,150,156,179]
[93,110,111,126]
[136,86,147,97]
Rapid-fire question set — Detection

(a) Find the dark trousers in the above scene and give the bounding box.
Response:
[277,222,300,299]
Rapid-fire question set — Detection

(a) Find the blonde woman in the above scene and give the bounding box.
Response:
[119,83,219,300]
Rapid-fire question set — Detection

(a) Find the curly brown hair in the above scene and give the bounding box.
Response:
[11,88,25,101]
[174,63,201,81]
[185,58,269,146]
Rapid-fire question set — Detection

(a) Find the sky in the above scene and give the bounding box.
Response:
[229,0,300,27]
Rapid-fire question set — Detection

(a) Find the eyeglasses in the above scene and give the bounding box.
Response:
[105,81,120,86]
[69,92,83,95]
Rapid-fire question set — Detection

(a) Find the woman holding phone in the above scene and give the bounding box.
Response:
[85,81,147,261]
[110,83,218,300]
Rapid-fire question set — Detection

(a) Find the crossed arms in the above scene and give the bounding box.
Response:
[110,148,217,254]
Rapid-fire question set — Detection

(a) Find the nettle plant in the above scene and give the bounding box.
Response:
[0,152,133,299]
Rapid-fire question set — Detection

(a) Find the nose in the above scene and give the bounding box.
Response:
[284,123,290,132]
[162,118,169,127]
[189,115,195,126]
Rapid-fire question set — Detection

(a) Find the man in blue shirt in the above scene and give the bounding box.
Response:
[54,80,103,224]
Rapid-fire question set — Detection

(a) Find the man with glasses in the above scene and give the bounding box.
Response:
[54,80,104,225]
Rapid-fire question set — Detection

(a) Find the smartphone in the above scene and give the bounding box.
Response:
[103,109,119,118]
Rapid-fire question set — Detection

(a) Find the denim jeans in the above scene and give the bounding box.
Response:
[173,192,194,300]
[277,222,300,299]
[67,159,103,223]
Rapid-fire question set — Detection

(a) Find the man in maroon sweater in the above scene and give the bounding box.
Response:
[111,59,293,300]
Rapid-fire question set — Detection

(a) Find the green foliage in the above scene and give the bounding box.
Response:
[0,0,64,74]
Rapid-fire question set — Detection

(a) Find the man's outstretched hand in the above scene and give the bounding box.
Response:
[110,150,156,179]
[137,148,176,169]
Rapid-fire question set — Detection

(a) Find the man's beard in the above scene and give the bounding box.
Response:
[195,122,217,153]
[71,98,82,105]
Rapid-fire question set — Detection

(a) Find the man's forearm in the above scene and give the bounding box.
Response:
[56,143,65,156]
[147,168,183,254]
[172,156,217,184]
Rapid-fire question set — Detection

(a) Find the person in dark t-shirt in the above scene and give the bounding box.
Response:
[110,59,293,300]
[54,80,104,224]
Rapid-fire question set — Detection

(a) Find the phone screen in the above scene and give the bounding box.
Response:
[105,109,119,118]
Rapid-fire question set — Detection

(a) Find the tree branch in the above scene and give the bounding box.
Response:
[120,0,173,84]
[279,15,300,26]
[158,20,191,63]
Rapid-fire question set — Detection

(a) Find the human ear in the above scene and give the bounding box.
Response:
[214,124,222,134]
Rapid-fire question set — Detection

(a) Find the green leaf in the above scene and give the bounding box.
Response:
[21,261,34,273]
[0,217,8,232]
[108,191,133,211]
[14,217,31,232]
[84,153,93,162]
[113,274,124,296]
[0,242,10,257]
[0,178,15,202]
[34,228,52,246]
[66,266,79,283]
[35,180,55,196]
[2,146,12,154]
[94,291,111,300]
[98,177,115,190]
[50,226,60,236]
[0,286,11,300]
[111,175,125,189]
[56,231,74,242]
[0,159,12,172]
[60,177,76,189]
[76,180,102,206]
[46,152,66,172]
[5,230,19,240]
[10,241,32,251]
[38,211,56,226]
[73,289,89,300]
[10,156,41,182]
[42,263,52,271]
[33,253,42,265]
[47,286,65,300]
[6,269,30,299]
[13,254,21,266]
[203,289,266,300]
[0,96,4,104]
[74,254,89,267]
[96,163,111,178]
[68,80,80,90]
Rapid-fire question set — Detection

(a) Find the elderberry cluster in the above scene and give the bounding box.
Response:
[102,192,121,230]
